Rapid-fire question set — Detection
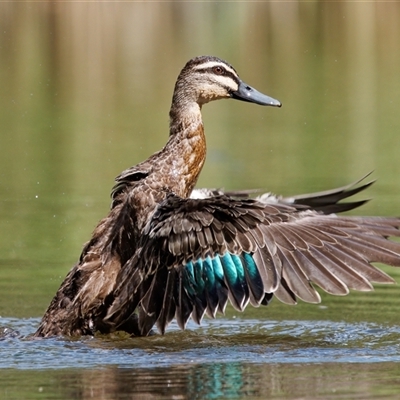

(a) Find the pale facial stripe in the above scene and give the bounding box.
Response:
[211,75,240,91]
[193,60,237,77]
[193,61,240,91]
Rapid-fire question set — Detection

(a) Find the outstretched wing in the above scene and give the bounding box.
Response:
[106,191,400,336]
[191,172,374,214]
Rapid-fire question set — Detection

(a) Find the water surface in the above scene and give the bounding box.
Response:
[2,317,400,399]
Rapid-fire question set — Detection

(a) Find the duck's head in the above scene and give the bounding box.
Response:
[173,55,282,108]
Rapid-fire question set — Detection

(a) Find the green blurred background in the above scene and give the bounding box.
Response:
[0,1,400,320]
[2,3,400,400]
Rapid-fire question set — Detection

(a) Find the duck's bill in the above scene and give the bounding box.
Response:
[231,80,281,107]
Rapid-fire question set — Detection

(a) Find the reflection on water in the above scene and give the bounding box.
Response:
[0,363,399,400]
[3,362,400,399]
[2,2,400,400]
[2,317,400,398]
[40,362,400,400]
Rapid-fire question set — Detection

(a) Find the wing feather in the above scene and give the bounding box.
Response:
[106,187,400,335]
[279,248,321,303]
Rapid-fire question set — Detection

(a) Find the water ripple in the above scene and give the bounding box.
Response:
[1,317,400,370]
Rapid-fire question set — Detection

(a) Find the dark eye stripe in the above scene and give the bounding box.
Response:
[195,67,240,84]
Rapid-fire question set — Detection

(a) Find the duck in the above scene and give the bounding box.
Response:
[35,55,400,337]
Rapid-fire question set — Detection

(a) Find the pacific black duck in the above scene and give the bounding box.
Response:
[35,55,400,337]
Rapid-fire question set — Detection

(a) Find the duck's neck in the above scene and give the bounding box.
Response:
[164,101,206,198]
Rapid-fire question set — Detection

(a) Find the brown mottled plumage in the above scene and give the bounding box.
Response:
[35,56,400,338]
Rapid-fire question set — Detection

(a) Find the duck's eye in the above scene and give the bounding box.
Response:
[212,66,224,75]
